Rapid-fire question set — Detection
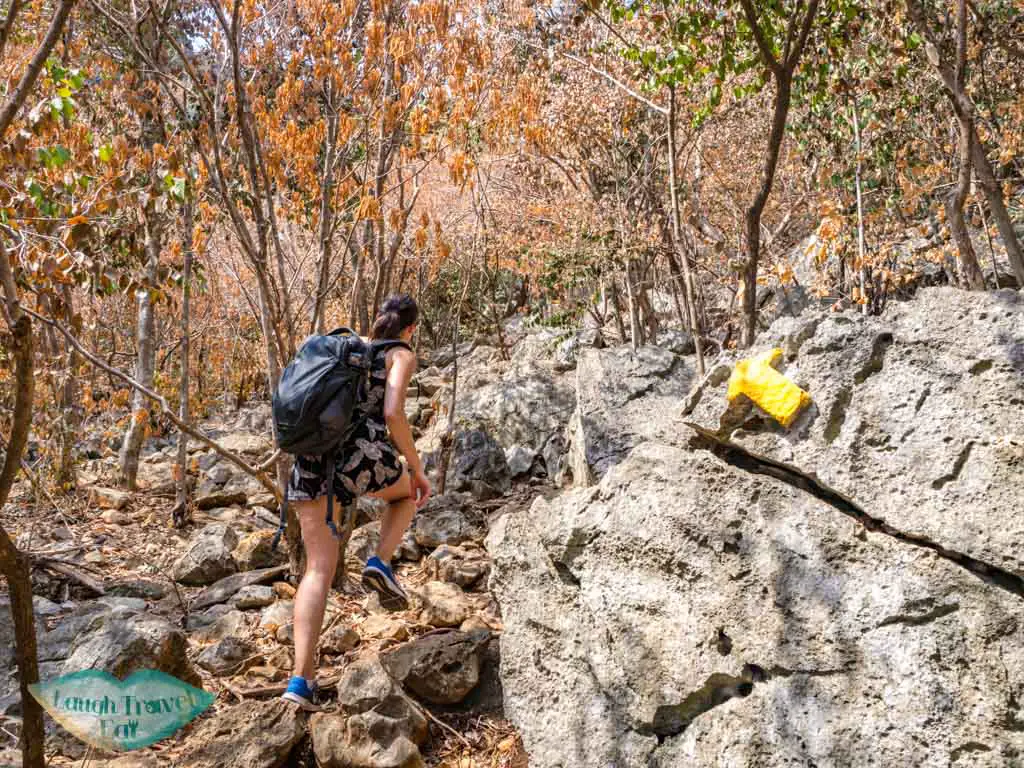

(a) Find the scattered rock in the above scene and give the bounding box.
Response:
[100,509,131,525]
[417,581,475,628]
[190,565,289,611]
[192,609,248,643]
[260,600,294,631]
[197,636,257,676]
[195,481,248,510]
[361,615,409,642]
[106,579,167,600]
[505,445,537,478]
[84,551,105,564]
[172,524,239,586]
[320,624,360,655]
[381,629,489,705]
[177,699,306,768]
[428,544,491,588]
[233,530,285,571]
[412,495,477,549]
[272,581,296,600]
[218,434,273,457]
[395,529,421,562]
[349,521,381,565]
[90,486,131,510]
[449,429,511,500]
[206,464,233,485]
[311,658,427,768]
[233,585,275,610]
[63,613,198,686]
[197,452,220,472]
[275,624,294,644]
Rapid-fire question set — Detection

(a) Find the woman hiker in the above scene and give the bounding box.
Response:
[282,294,431,710]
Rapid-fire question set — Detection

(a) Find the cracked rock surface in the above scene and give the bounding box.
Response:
[488,288,1024,768]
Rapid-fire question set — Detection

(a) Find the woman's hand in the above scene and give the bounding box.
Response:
[410,468,431,509]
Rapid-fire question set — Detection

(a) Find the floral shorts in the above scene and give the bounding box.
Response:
[285,416,403,506]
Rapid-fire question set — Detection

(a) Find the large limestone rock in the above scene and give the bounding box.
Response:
[172,524,239,585]
[688,287,1024,581]
[381,629,490,705]
[565,344,693,486]
[177,699,306,768]
[489,440,1024,768]
[62,612,199,687]
[311,658,428,768]
[419,333,575,476]
[449,428,511,500]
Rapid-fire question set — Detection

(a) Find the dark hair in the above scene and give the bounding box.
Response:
[370,293,419,340]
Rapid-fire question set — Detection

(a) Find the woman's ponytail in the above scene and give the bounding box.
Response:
[370,294,419,340]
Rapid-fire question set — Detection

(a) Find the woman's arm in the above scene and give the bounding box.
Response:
[383,347,423,476]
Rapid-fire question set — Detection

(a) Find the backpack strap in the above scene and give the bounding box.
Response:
[325,448,341,539]
[327,326,358,337]
[271,495,288,551]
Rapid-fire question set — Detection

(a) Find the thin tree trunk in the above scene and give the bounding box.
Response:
[667,86,705,374]
[970,133,1024,285]
[741,74,792,347]
[851,94,876,309]
[56,285,79,487]
[609,277,627,343]
[0,247,44,768]
[625,262,641,350]
[948,118,987,289]
[174,196,195,527]
[120,209,160,488]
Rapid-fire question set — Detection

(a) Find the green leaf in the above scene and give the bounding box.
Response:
[98,145,113,163]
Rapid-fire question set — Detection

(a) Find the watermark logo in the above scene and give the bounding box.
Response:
[29,670,214,751]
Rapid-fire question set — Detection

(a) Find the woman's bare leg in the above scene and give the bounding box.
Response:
[291,496,338,681]
[370,467,415,562]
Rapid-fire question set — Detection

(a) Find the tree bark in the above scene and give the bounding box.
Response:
[0,253,44,768]
[970,134,1024,286]
[737,0,819,347]
[948,119,987,289]
[120,209,160,489]
[741,74,792,346]
[174,195,195,527]
[666,86,705,374]
[55,285,80,487]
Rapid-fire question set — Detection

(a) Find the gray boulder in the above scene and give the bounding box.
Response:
[565,345,693,486]
[449,428,511,500]
[489,437,1024,768]
[177,699,306,768]
[311,658,427,768]
[688,287,1024,581]
[197,635,257,676]
[172,524,239,585]
[62,612,198,687]
[412,495,479,549]
[381,629,490,705]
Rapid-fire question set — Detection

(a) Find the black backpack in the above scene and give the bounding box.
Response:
[269,327,409,548]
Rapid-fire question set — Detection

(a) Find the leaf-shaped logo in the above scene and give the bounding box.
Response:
[29,670,214,751]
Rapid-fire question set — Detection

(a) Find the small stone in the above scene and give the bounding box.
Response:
[272,582,296,600]
[90,486,130,510]
[233,530,285,571]
[100,510,130,525]
[33,596,63,617]
[193,609,248,643]
[172,524,239,586]
[275,624,294,644]
[428,544,491,588]
[197,452,220,472]
[84,551,105,564]
[418,581,474,628]
[381,630,489,705]
[361,615,409,642]
[233,585,275,610]
[197,636,256,677]
[320,624,360,655]
[260,600,294,630]
[206,464,233,485]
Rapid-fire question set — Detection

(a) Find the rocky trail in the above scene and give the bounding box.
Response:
[1,286,1023,767]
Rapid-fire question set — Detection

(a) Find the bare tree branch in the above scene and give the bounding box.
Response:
[21,306,283,500]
